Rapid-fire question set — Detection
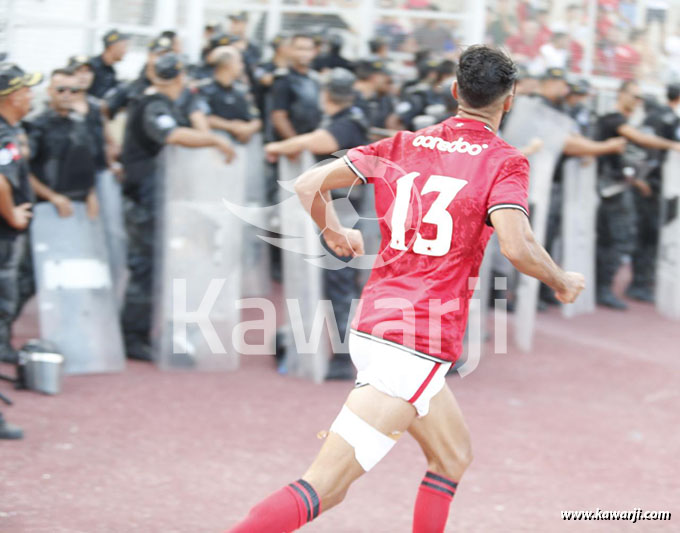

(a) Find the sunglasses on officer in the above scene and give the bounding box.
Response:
[55,86,83,94]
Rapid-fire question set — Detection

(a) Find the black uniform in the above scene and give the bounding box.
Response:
[252,61,280,120]
[0,116,34,361]
[312,52,353,72]
[105,67,152,119]
[84,97,109,171]
[175,86,210,125]
[242,42,262,87]
[595,112,638,292]
[88,54,118,99]
[199,80,258,123]
[631,104,680,292]
[269,67,322,140]
[27,108,99,201]
[120,92,182,355]
[394,82,442,130]
[354,91,394,129]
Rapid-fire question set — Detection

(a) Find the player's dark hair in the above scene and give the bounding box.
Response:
[160,30,177,39]
[667,83,680,102]
[455,45,517,109]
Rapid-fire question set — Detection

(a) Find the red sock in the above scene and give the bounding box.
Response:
[412,471,458,533]
[226,479,321,533]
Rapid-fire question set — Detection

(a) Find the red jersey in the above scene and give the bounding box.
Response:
[342,117,529,363]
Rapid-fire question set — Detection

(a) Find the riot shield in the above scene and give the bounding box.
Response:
[95,169,127,310]
[241,133,271,299]
[456,243,494,376]
[656,150,680,319]
[501,96,576,351]
[274,152,329,383]
[561,157,597,318]
[30,202,125,374]
[152,144,247,370]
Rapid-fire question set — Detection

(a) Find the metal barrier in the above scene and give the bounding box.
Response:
[31,202,125,375]
[657,150,680,320]
[151,144,247,370]
[501,96,576,351]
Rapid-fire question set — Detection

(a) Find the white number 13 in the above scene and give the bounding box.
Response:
[389,173,468,257]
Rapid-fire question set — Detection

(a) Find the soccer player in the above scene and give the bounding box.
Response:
[226,45,585,533]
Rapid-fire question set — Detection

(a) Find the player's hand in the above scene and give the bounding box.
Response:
[12,203,32,230]
[214,136,236,163]
[555,271,586,304]
[671,142,680,152]
[605,137,626,154]
[323,227,364,258]
[50,194,74,218]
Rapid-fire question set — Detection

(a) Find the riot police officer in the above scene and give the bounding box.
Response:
[595,81,680,309]
[120,54,235,360]
[88,29,130,99]
[265,68,369,380]
[0,62,42,439]
[27,68,100,218]
[390,58,443,130]
[269,33,322,141]
[105,35,174,119]
[200,47,262,143]
[565,79,597,137]
[534,69,626,307]
[252,33,290,122]
[353,58,395,129]
[189,33,242,82]
[228,12,261,88]
[312,33,354,73]
[627,84,680,302]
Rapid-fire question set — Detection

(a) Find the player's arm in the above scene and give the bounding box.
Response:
[294,157,365,257]
[563,133,626,157]
[490,209,584,303]
[616,123,680,151]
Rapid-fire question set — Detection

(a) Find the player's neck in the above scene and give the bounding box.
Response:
[455,106,499,133]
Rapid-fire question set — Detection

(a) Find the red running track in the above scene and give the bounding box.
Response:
[1,299,679,532]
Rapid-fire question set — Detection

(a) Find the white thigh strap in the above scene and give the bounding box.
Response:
[329,405,397,472]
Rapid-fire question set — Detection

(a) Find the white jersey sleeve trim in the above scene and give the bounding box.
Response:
[342,154,367,184]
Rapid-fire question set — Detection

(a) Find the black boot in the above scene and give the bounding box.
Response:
[597,287,628,310]
[325,354,355,381]
[125,338,153,361]
[0,412,23,440]
[626,285,654,303]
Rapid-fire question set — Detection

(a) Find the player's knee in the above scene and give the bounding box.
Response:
[429,432,473,480]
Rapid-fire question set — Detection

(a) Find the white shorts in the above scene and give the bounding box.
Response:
[349,330,452,418]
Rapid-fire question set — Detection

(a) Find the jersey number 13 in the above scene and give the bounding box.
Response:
[389,172,468,257]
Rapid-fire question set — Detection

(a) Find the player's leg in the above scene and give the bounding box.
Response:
[226,384,417,532]
[408,383,473,533]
